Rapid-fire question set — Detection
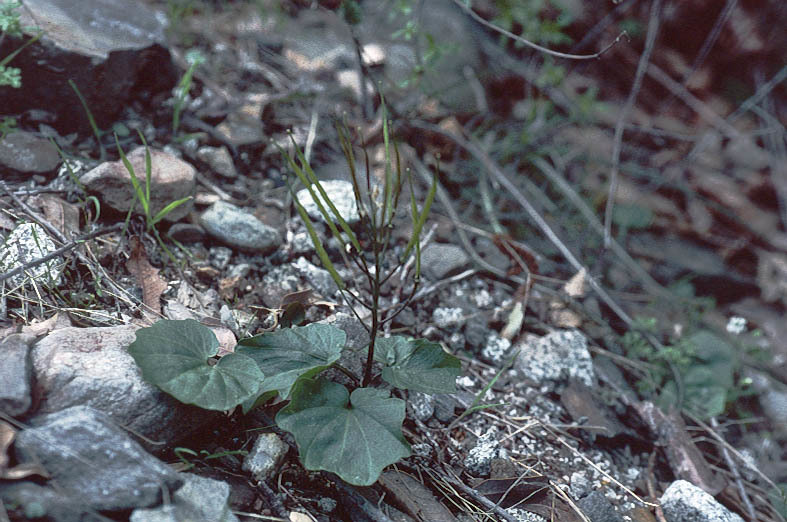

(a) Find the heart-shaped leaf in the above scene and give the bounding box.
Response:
[276,379,410,486]
[236,323,345,401]
[128,319,263,411]
[374,337,461,394]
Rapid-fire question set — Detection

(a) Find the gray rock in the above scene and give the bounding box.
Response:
[464,428,505,476]
[480,333,511,365]
[31,324,216,451]
[0,0,175,135]
[209,245,234,269]
[464,316,491,348]
[130,473,239,522]
[433,393,458,423]
[196,145,237,179]
[661,480,744,522]
[576,491,624,522]
[0,482,96,522]
[14,406,182,512]
[242,433,289,482]
[506,508,547,522]
[569,470,591,499]
[0,333,35,416]
[514,330,595,390]
[432,307,465,329]
[421,243,470,280]
[81,147,195,222]
[408,391,435,421]
[201,200,282,252]
[0,222,64,288]
[293,256,336,296]
[296,180,359,224]
[167,223,206,243]
[0,130,60,174]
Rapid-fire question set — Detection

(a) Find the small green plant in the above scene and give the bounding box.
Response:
[0,115,16,139]
[171,49,205,137]
[621,319,744,419]
[115,131,193,260]
[128,105,458,486]
[0,0,43,88]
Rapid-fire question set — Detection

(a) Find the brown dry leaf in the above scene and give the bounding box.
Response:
[21,312,72,337]
[560,380,625,440]
[634,401,725,495]
[126,236,167,315]
[40,194,81,237]
[0,421,48,480]
[218,275,242,300]
[563,269,587,298]
[378,470,458,522]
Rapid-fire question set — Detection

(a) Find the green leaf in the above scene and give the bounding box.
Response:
[276,379,410,486]
[374,337,461,394]
[236,323,345,400]
[128,319,264,411]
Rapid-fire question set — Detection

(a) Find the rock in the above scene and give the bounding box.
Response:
[216,100,266,147]
[196,145,238,179]
[514,329,595,390]
[433,394,458,423]
[130,473,239,522]
[293,256,336,296]
[421,243,470,280]
[14,406,182,512]
[80,147,196,221]
[201,200,282,252]
[0,222,64,288]
[408,391,435,421]
[570,471,591,499]
[167,222,206,243]
[577,491,625,522]
[0,482,90,522]
[660,480,744,522]
[464,428,505,477]
[480,333,512,365]
[0,0,176,135]
[0,130,60,175]
[296,180,359,224]
[506,508,547,522]
[432,307,465,329]
[31,324,216,450]
[242,433,289,482]
[0,333,35,416]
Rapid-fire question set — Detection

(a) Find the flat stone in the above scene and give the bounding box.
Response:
[296,180,359,224]
[0,222,64,288]
[0,333,35,416]
[421,243,469,280]
[80,147,196,222]
[0,131,60,174]
[196,146,237,179]
[14,406,182,512]
[576,491,625,522]
[0,0,176,135]
[131,473,239,522]
[661,480,744,522]
[31,324,217,451]
[200,200,282,252]
[293,256,336,296]
[514,329,595,390]
[242,433,289,482]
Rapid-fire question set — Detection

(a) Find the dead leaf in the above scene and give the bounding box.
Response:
[563,269,587,298]
[379,470,458,522]
[126,236,167,315]
[21,312,72,337]
[560,380,625,440]
[634,401,725,495]
[40,194,81,237]
[0,421,49,480]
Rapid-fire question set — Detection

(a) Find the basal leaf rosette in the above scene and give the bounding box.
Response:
[276,378,411,486]
[374,336,461,394]
[128,319,263,411]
